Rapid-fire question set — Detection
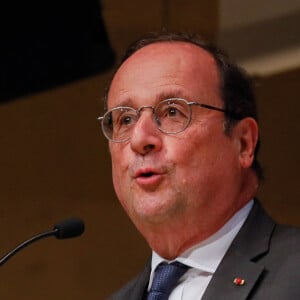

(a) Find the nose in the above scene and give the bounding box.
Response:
[130,110,162,155]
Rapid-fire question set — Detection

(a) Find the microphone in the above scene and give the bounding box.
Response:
[0,217,84,266]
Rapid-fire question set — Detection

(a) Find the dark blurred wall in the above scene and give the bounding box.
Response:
[0,0,114,102]
[256,68,300,225]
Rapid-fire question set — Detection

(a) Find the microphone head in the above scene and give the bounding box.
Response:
[53,218,85,239]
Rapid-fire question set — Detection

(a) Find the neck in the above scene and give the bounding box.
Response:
[137,171,258,259]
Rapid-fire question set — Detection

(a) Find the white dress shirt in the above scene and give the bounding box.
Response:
[149,200,254,299]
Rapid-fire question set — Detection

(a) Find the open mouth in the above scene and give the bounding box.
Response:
[140,172,155,178]
[134,169,163,187]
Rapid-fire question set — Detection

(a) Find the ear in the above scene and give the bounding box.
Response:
[234,117,259,169]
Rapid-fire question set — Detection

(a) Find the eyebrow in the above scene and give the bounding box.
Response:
[110,89,190,109]
[155,90,190,102]
[114,98,135,108]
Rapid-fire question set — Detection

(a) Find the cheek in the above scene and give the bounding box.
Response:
[111,158,133,216]
[109,145,128,192]
[170,132,213,167]
[170,130,237,184]
[165,136,204,189]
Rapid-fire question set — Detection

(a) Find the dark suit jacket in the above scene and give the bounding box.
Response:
[108,201,300,299]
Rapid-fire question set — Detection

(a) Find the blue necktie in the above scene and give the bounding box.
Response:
[147,261,189,300]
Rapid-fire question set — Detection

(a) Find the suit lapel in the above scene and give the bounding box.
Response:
[107,260,150,300]
[129,263,150,300]
[201,250,265,300]
[202,201,275,300]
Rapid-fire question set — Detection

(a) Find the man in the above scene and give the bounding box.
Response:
[98,32,300,299]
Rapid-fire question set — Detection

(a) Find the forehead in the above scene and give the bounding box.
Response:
[107,41,221,107]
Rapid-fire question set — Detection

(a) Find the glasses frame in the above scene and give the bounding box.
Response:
[98,98,234,143]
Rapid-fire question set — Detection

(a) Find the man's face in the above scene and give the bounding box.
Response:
[107,42,245,248]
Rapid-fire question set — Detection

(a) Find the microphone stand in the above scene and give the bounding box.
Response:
[0,229,58,266]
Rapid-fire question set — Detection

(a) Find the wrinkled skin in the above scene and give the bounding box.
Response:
[107,42,258,259]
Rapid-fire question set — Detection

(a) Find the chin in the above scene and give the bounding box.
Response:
[133,200,181,225]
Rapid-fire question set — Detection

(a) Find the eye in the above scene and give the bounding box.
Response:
[157,101,188,119]
[167,106,179,117]
[114,109,137,128]
[120,114,134,125]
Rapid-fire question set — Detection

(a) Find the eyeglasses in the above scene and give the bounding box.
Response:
[98,98,232,143]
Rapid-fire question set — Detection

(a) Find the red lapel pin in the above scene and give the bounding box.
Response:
[233,277,245,286]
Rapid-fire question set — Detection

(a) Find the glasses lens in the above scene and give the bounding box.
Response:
[102,107,138,142]
[155,99,190,133]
